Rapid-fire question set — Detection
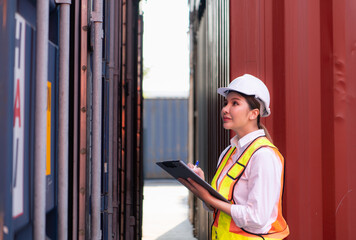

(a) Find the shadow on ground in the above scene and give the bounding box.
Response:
[156,219,196,240]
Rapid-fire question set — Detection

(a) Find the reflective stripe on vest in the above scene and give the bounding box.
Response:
[211,137,289,240]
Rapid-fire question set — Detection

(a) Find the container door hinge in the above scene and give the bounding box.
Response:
[91,11,103,23]
[55,0,71,4]
[129,216,136,226]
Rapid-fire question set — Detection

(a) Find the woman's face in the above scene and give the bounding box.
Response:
[221,92,257,137]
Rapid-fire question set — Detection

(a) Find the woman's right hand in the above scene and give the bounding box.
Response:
[187,163,205,180]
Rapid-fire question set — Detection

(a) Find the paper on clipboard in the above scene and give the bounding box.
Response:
[156,160,229,203]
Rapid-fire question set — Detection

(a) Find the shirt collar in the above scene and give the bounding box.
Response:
[230,129,266,149]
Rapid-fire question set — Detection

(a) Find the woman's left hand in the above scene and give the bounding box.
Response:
[178,177,214,205]
[179,177,232,216]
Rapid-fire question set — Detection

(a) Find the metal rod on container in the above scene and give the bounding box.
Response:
[71,0,80,238]
[34,0,49,239]
[111,0,120,237]
[56,1,71,239]
[107,0,115,238]
[91,0,103,238]
[78,0,89,238]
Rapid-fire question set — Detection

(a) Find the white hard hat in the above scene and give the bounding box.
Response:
[217,74,271,117]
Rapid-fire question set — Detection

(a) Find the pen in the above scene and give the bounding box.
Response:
[194,161,199,169]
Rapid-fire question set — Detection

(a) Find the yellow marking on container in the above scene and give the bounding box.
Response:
[46,81,51,176]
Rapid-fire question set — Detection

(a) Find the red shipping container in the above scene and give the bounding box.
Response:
[230,0,356,239]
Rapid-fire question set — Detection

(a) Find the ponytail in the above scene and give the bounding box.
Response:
[257,115,273,143]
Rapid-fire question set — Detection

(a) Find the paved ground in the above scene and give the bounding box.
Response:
[142,179,197,240]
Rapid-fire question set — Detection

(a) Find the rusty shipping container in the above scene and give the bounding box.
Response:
[189,0,356,239]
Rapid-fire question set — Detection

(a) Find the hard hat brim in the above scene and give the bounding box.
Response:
[217,87,234,97]
[217,87,271,117]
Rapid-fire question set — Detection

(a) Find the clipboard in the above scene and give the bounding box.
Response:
[156,160,229,203]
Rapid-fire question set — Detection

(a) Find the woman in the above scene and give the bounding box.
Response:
[180,74,289,239]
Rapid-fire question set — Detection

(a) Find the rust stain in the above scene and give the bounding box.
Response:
[1,0,7,28]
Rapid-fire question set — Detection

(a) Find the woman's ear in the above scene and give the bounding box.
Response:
[249,109,260,120]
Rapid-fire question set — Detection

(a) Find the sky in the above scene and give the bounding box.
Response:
[141,0,190,98]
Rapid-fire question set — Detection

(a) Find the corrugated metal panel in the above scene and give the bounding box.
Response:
[328,0,356,238]
[189,0,230,238]
[70,0,144,239]
[143,98,189,179]
[283,1,323,239]
[118,0,143,238]
[228,0,356,239]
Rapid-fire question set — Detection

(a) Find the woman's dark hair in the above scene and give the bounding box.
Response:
[231,91,273,142]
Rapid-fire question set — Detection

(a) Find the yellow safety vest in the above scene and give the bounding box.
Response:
[211,137,289,240]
